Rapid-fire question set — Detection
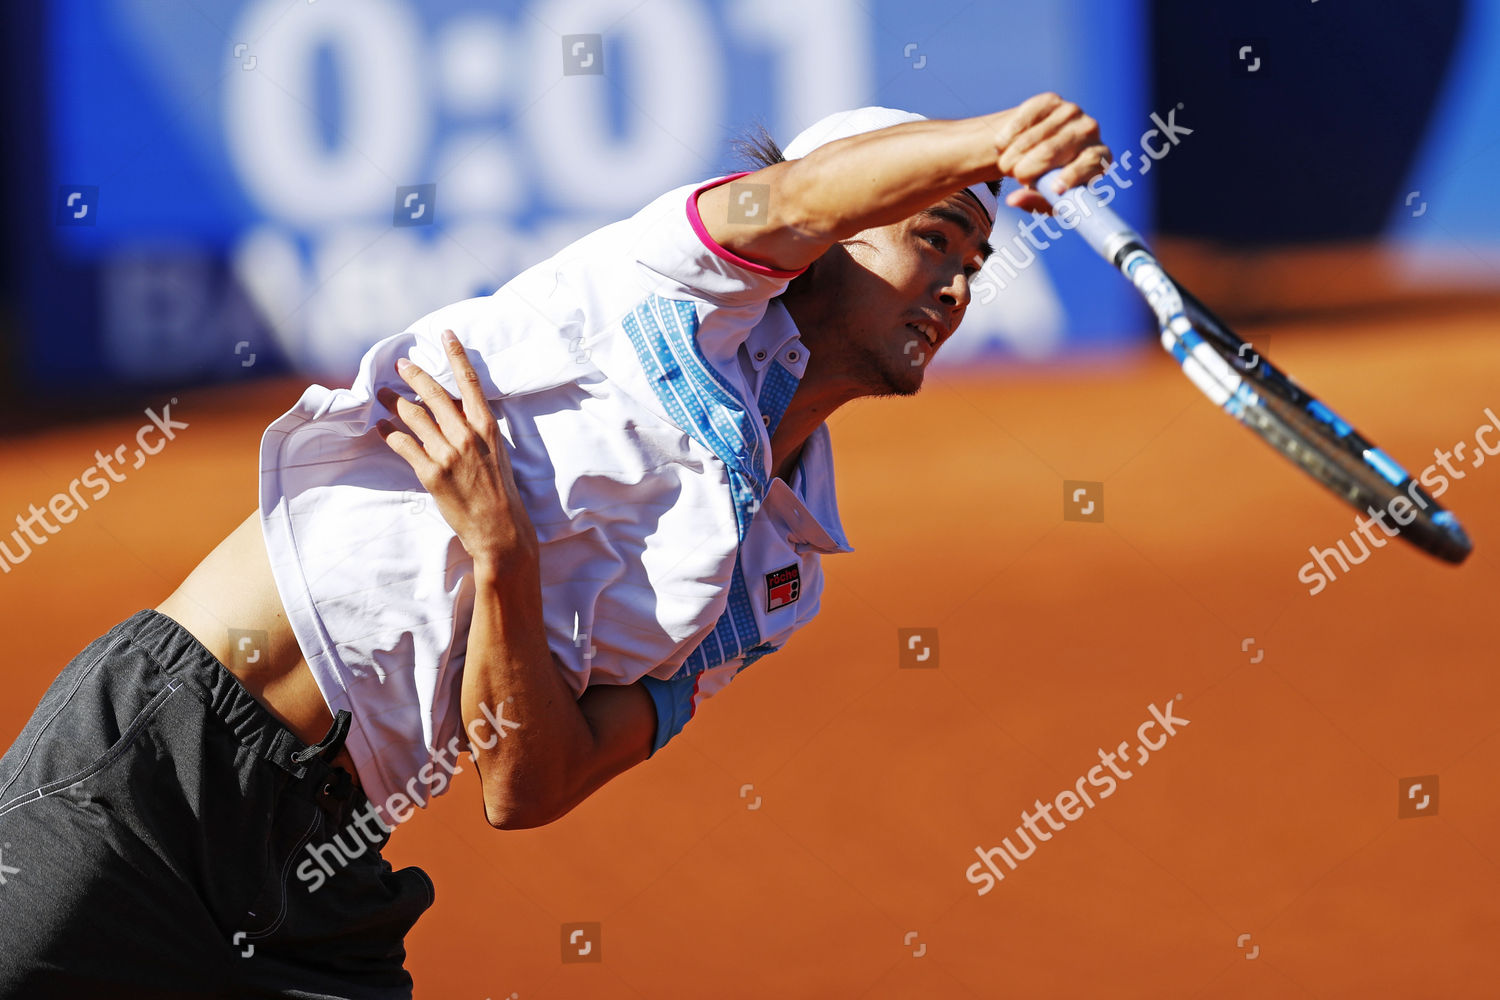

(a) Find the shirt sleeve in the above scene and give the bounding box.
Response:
[611,174,809,382]
[630,172,806,301]
[638,649,774,755]
[640,671,699,756]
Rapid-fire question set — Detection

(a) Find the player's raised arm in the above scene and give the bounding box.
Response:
[696,93,1112,274]
[377,330,657,829]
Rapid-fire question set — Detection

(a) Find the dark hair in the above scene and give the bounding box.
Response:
[732,123,1003,200]
[732,123,786,169]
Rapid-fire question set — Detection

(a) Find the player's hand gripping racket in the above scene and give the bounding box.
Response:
[1037,169,1472,564]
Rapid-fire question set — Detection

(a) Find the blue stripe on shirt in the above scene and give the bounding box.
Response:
[621,296,798,750]
[758,360,799,438]
[622,297,767,541]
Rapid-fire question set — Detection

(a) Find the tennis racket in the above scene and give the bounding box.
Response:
[1038,168,1472,564]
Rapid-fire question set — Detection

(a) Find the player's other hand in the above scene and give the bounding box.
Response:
[992,92,1113,214]
[376,330,538,571]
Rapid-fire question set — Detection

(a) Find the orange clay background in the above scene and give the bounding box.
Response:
[2,306,1496,998]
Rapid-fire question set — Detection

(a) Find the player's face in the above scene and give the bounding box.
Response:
[809,192,992,397]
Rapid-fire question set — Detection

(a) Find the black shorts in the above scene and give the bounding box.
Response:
[0,610,434,999]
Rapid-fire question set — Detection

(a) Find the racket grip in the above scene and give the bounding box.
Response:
[1036,168,1146,266]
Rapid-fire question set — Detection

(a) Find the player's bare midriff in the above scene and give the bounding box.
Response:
[154,510,359,780]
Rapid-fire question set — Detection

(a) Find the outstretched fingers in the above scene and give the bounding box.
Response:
[440,329,494,444]
[376,330,494,474]
[406,349,471,443]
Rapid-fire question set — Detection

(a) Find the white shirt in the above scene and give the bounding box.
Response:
[258,175,854,815]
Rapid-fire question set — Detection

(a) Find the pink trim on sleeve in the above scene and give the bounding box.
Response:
[686,172,808,280]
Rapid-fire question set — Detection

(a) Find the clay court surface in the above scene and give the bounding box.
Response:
[2,306,1496,998]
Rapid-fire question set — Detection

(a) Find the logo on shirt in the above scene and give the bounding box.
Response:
[765,564,801,612]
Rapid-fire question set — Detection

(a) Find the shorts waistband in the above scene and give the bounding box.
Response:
[118,608,345,784]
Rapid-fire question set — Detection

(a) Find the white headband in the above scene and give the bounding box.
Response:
[781,107,999,227]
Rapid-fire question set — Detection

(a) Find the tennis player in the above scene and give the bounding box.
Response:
[0,94,1109,998]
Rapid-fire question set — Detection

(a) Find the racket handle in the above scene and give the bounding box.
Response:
[1036,168,1146,266]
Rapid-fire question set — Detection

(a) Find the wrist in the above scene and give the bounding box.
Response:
[473,545,538,584]
[968,111,1010,179]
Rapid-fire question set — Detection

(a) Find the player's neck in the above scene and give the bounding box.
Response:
[768,371,857,482]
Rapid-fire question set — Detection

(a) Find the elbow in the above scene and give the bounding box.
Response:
[482,785,568,831]
[485,809,533,832]
[474,750,559,829]
[485,800,546,831]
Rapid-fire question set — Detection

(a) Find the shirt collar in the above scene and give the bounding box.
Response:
[744,302,852,555]
[786,423,855,555]
[746,301,806,375]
